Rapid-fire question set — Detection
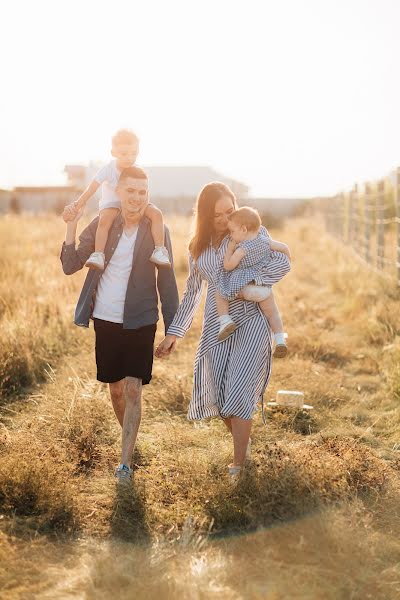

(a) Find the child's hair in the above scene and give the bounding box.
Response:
[112,128,139,147]
[228,206,261,232]
[118,166,147,183]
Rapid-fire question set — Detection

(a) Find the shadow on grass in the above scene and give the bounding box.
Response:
[110,480,151,544]
[204,438,391,537]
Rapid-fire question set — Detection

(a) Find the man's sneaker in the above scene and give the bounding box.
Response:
[115,463,133,484]
[218,316,237,341]
[273,343,288,358]
[150,246,171,267]
[85,252,105,270]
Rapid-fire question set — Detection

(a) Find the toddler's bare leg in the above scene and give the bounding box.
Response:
[145,204,164,247]
[259,291,284,334]
[215,291,230,317]
[95,208,120,253]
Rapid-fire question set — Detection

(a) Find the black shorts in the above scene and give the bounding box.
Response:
[94,319,157,385]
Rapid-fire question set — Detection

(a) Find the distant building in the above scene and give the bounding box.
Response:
[0,166,307,218]
[11,186,76,214]
[64,163,249,214]
[245,197,309,217]
[0,189,12,213]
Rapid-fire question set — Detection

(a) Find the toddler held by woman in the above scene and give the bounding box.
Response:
[215,206,290,357]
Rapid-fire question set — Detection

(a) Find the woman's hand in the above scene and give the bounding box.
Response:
[270,239,292,261]
[155,335,177,358]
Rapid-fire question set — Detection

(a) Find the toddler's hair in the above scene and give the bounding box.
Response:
[112,128,139,146]
[228,206,261,232]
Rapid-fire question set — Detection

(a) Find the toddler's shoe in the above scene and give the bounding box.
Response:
[273,333,288,358]
[241,284,271,302]
[273,342,288,358]
[150,246,171,267]
[85,251,105,270]
[218,316,237,341]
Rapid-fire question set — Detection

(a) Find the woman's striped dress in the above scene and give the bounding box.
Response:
[167,229,291,420]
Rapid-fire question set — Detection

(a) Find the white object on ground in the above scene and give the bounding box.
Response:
[267,390,313,410]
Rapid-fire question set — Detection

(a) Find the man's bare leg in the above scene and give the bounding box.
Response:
[109,379,126,427]
[120,376,142,468]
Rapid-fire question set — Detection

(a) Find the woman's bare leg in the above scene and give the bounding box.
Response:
[222,417,232,434]
[231,417,252,467]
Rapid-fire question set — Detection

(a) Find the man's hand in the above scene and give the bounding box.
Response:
[155,335,177,358]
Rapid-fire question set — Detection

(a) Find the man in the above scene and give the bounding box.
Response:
[60,166,179,482]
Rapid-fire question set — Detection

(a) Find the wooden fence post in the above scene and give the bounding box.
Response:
[376,179,385,271]
[347,188,353,245]
[395,168,400,286]
[341,192,347,242]
[364,182,371,264]
[353,183,359,252]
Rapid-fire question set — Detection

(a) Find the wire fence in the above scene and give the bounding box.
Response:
[317,167,400,285]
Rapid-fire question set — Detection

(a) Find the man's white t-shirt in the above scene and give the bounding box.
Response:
[94,160,121,210]
[92,226,138,323]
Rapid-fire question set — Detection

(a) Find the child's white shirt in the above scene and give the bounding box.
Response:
[94,160,122,210]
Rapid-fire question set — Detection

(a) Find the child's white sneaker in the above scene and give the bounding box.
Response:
[150,246,171,267]
[273,343,288,358]
[273,332,288,358]
[241,284,271,302]
[218,316,236,341]
[85,251,105,270]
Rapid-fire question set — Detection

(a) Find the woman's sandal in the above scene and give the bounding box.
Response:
[228,465,242,479]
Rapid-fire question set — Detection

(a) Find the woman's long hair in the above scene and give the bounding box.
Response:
[189,182,237,260]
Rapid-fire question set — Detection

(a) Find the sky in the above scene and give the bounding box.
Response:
[0,0,399,197]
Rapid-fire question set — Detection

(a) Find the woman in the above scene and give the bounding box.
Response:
[155,182,291,476]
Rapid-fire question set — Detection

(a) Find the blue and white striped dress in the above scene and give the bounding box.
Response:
[167,230,291,421]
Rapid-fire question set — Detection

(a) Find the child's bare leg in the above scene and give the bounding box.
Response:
[85,208,119,270]
[145,204,171,266]
[145,204,164,247]
[216,291,236,341]
[259,291,287,356]
[215,291,230,317]
[95,208,119,253]
[259,291,283,333]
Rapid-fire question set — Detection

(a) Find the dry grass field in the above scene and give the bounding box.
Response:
[1,213,400,599]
